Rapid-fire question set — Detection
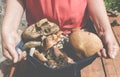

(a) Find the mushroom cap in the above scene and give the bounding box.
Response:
[22,18,60,41]
[69,29,103,58]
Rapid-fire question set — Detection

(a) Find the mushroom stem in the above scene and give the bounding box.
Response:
[29,48,48,62]
[23,41,41,50]
[53,46,64,57]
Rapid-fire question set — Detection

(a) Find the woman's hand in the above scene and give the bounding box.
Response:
[1,0,26,63]
[1,30,26,63]
[97,31,119,58]
[87,0,119,59]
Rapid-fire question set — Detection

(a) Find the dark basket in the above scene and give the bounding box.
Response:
[14,40,98,77]
[13,54,97,77]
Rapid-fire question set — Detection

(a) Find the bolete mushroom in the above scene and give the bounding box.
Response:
[69,28,103,59]
[21,18,75,68]
[22,18,60,42]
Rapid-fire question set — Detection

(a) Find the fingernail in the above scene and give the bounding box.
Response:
[110,55,115,59]
[13,55,19,63]
[13,59,17,63]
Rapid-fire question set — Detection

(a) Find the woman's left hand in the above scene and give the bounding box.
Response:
[97,32,119,59]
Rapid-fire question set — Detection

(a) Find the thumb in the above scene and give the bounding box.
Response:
[107,42,116,59]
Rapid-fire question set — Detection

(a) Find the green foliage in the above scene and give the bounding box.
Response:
[104,0,120,12]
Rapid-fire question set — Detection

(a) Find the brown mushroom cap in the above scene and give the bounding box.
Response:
[69,29,103,59]
[22,18,60,41]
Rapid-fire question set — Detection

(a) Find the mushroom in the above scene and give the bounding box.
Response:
[21,18,75,68]
[22,18,60,42]
[29,48,48,62]
[69,28,103,59]
[23,41,41,50]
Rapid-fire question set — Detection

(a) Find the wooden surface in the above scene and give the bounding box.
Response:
[81,26,120,77]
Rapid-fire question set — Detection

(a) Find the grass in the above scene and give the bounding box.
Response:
[104,0,120,12]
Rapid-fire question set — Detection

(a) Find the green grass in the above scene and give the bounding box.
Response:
[104,0,120,12]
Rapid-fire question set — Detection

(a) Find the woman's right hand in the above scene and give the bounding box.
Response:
[1,30,26,63]
[1,0,26,63]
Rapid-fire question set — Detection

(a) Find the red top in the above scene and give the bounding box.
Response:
[26,0,87,34]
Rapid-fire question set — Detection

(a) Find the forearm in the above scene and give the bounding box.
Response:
[87,0,113,37]
[2,0,25,34]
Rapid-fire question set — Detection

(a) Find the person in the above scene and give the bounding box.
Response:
[1,0,119,64]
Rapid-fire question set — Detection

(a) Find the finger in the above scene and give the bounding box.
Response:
[97,51,102,57]
[17,49,27,61]
[101,48,107,58]
[8,47,19,63]
[17,49,23,62]
[112,45,119,57]
[2,49,12,60]
[107,43,119,59]
[107,43,115,58]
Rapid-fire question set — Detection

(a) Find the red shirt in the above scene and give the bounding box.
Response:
[26,0,87,34]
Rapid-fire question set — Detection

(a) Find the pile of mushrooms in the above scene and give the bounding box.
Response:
[21,18,103,68]
[21,18,74,68]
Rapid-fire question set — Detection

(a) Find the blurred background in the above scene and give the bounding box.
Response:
[104,0,120,12]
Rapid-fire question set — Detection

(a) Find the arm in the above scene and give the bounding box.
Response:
[87,0,119,58]
[1,0,26,63]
